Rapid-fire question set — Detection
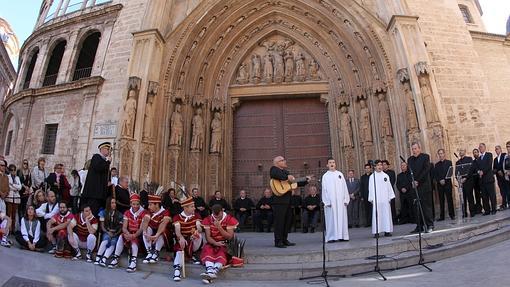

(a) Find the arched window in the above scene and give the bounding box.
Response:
[73,32,101,81]
[22,48,39,89]
[43,40,66,87]
[459,5,473,24]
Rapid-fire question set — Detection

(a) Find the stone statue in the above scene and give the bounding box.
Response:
[419,77,439,123]
[284,50,294,82]
[273,51,285,83]
[263,53,274,83]
[359,99,373,144]
[403,82,419,129]
[197,77,204,95]
[143,95,154,139]
[178,72,185,89]
[295,52,306,81]
[190,108,204,151]
[340,106,353,148]
[251,54,261,83]
[371,62,380,81]
[210,112,222,153]
[236,63,249,84]
[121,89,137,138]
[309,59,320,80]
[378,93,393,138]
[169,104,184,146]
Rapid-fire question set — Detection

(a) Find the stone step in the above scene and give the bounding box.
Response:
[104,214,510,280]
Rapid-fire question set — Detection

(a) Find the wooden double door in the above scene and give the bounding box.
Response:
[232,96,331,200]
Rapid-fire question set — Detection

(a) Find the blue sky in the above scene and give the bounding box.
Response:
[0,0,508,67]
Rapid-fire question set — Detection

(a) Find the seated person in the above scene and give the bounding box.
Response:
[233,190,254,229]
[302,186,320,233]
[253,189,274,232]
[46,201,75,257]
[69,205,98,262]
[200,204,239,284]
[111,193,146,272]
[95,197,123,267]
[192,188,209,219]
[291,192,303,232]
[114,176,131,214]
[162,188,183,217]
[173,197,203,282]
[0,201,12,247]
[16,205,47,251]
[36,190,58,232]
[208,191,231,211]
[142,194,171,264]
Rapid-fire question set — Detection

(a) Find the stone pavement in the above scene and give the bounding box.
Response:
[0,236,509,287]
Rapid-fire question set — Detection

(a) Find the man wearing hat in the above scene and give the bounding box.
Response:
[81,142,112,216]
[142,194,171,264]
[110,193,146,272]
[172,197,203,281]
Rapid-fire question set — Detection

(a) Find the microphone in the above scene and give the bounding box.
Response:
[454,153,459,159]
[399,156,406,163]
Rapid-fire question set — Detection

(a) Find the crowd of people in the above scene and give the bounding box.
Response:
[1,140,509,283]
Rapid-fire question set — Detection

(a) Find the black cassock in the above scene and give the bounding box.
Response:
[81,153,110,215]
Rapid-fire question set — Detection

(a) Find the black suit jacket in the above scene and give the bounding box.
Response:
[493,153,507,180]
[82,154,111,200]
[477,152,495,184]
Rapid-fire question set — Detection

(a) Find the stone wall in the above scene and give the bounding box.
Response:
[406,0,498,159]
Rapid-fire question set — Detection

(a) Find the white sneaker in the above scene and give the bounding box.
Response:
[126,256,137,273]
[142,252,152,264]
[99,257,107,267]
[108,256,119,268]
[0,239,11,248]
[48,245,57,254]
[149,251,159,264]
[94,256,102,265]
[86,250,93,263]
[173,265,182,281]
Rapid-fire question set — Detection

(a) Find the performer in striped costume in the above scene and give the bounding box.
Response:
[69,205,98,262]
[111,193,146,272]
[172,197,203,281]
[200,204,239,284]
[46,201,74,258]
[142,194,171,264]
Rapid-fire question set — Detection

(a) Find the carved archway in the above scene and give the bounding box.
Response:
[154,0,402,199]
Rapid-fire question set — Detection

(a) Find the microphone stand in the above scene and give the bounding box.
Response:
[352,163,386,280]
[299,174,345,286]
[402,156,432,272]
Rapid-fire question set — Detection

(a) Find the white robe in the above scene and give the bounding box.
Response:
[321,170,350,241]
[368,171,395,234]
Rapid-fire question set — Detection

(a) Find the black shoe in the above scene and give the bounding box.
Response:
[437,218,445,222]
[373,234,379,238]
[283,240,296,246]
[327,240,336,243]
[310,228,315,233]
[491,210,497,215]
[384,232,392,237]
[483,212,490,216]
[450,216,456,220]
[302,228,308,233]
[275,242,287,248]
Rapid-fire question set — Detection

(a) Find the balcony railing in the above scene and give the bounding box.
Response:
[42,74,58,87]
[72,67,92,81]
[22,81,30,90]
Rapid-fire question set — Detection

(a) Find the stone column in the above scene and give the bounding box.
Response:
[30,39,50,88]
[57,31,78,84]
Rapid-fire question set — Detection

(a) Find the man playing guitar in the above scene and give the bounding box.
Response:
[270,156,309,248]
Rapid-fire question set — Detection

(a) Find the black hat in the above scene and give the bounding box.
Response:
[98,142,112,150]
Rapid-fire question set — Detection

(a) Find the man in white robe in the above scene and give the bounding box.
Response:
[368,160,395,237]
[321,158,350,242]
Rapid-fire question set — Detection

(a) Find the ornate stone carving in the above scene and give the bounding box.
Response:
[251,54,261,83]
[415,61,430,76]
[143,95,155,140]
[236,63,249,84]
[378,93,393,138]
[273,49,285,83]
[359,99,373,145]
[210,112,222,153]
[262,52,274,83]
[190,108,204,151]
[119,140,134,178]
[121,77,141,138]
[339,106,353,148]
[429,125,445,155]
[295,52,306,82]
[284,50,294,82]
[169,103,184,146]
[419,77,439,124]
[397,68,410,83]
[309,59,320,81]
[403,82,419,130]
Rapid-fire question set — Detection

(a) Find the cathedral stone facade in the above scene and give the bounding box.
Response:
[2,0,510,201]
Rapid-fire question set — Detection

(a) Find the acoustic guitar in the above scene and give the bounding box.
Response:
[270,176,313,197]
